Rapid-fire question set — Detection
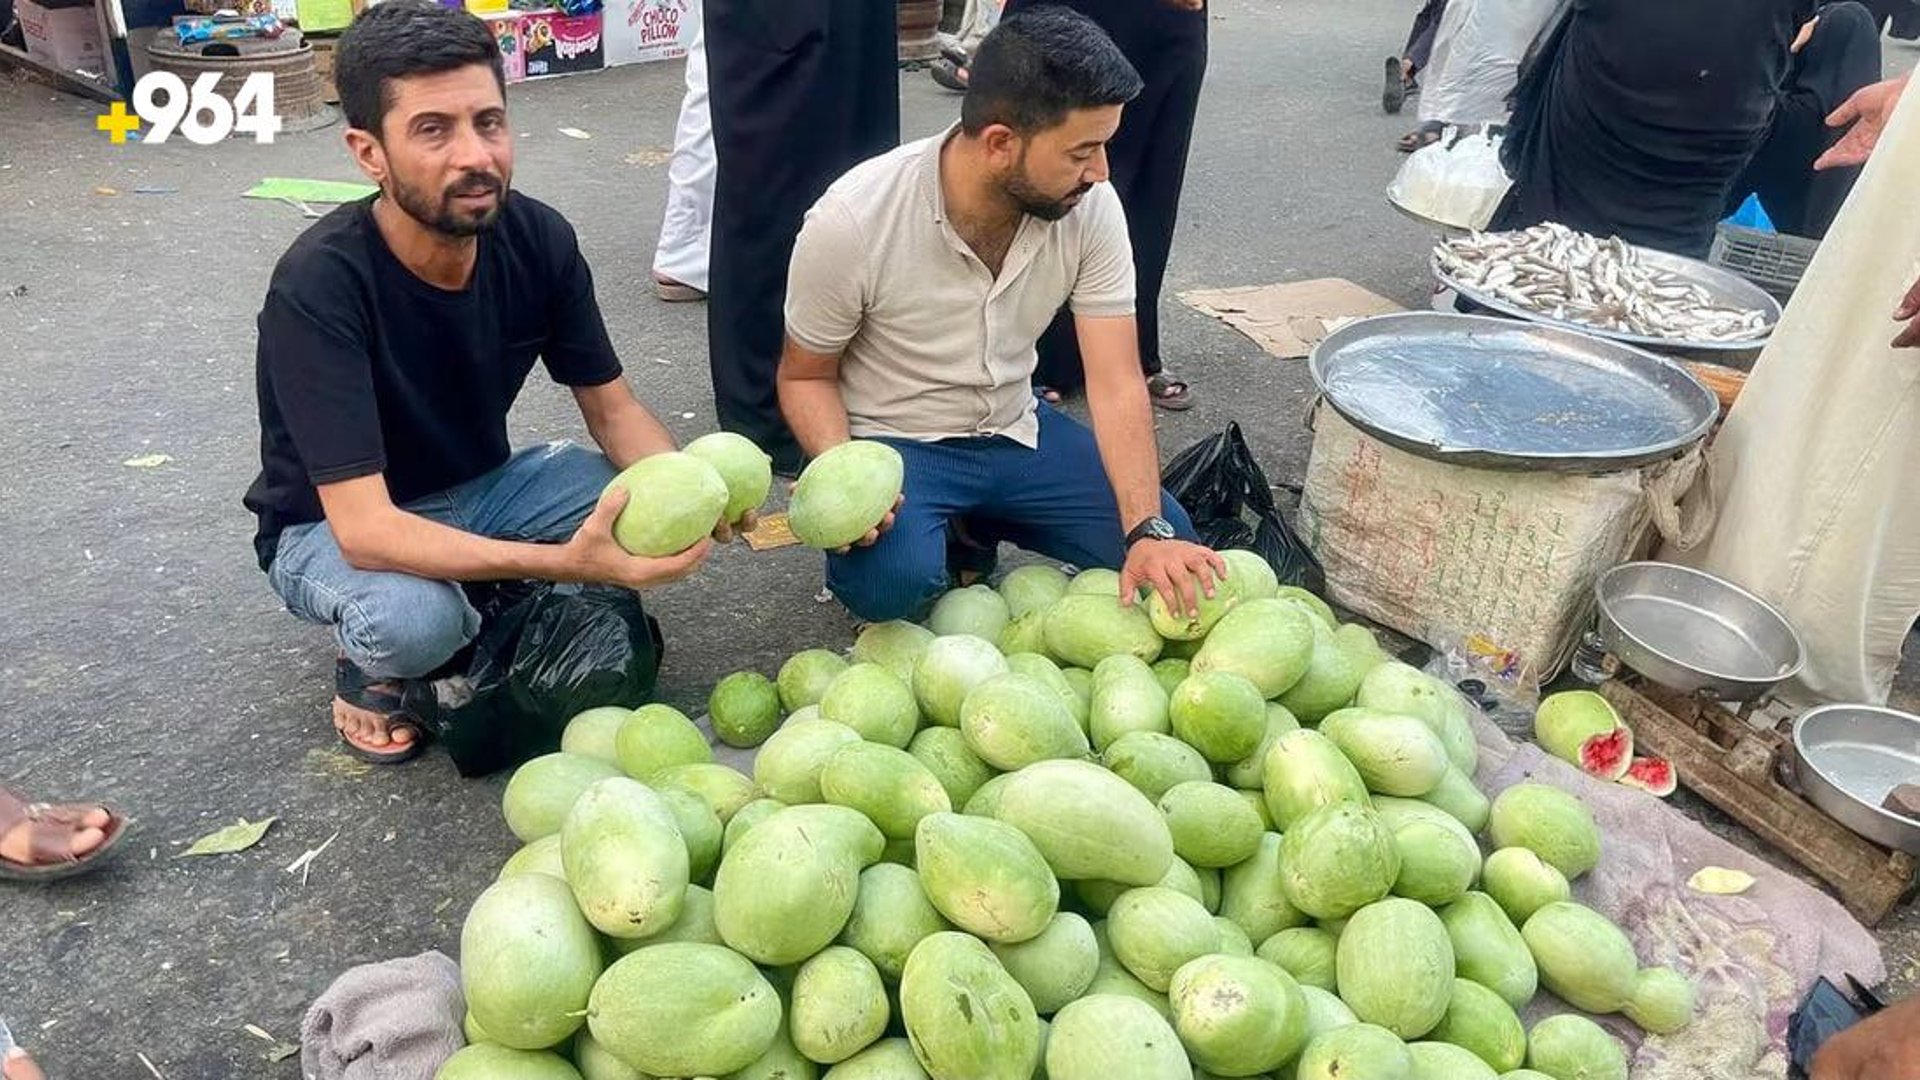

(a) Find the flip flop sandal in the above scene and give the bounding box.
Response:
[334,658,431,765]
[1147,373,1194,411]
[0,787,129,882]
[1035,385,1065,405]
[1396,122,1445,153]
[930,58,968,92]
[1383,56,1408,115]
[652,273,706,303]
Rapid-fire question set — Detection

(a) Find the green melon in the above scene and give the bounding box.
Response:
[930,583,1012,644]
[1524,1015,1626,1080]
[1101,731,1213,801]
[1427,978,1526,1072]
[1067,568,1123,596]
[1335,899,1455,1040]
[790,441,905,550]
[606,451,729,556]
[820,742,952,840]
[1000,564,1073,619]
[1169,954,1310,1075]
[1145,570,1239,641]
[999,611,1050,657]
[1220,831,1309,943]
[1257,927,1339,991]
[1408,1040,1500,1080]
[1190,598,1316,698]
[614,704,713,781]
[713,806,877,965]
[1279,803,1401,920]
[991,758,1175,886]
[915,812,1059,944]
[683,430,773,523]
[625,882,721,948]
[560,707,631,767]
[1075,854,1209,916]
[587,943,782,1077]
[1520,902,1639,1014]
[1480,848,1572,927]
[1089,668,1172,751]
[852,621,935,685]
[1319,708,1450,797]
[1357,662,1478,774]
[1260,728,1370,830]
[906,726,995,810]
[711,671,783,749]
[1224,703,1300,789]
[1299,984,1360,1041]
[1295,1023,1414,1080]
[498,834,566,881]
[777,649,850,713]
[1388,817,1482,908]
[656,785,723,885]
[791,946,890,1065]
[1213,916,1254,956]
[572,1029,644,1080]
[1220,549,1281,602]
[654,762,759,824]
[959,673,1090,770]
[1487,784,1600,880]
[1157,780,1264,868]
[560,777,688,939]
[990,911,1099,1015]
[838,862,953,981]
[503,752,623,844]
[728,1023,819,1080]
[1044,594,1164,669]
[721,797,786,857]
[822,1039,930,1080]
[1168,670,1267,764]
[1045,994,1188,1080]
[755,718,863,805]
[900,932,1043,1080]
[913,634,1010,727]
[1278,620,1367,723]
[1107,886,1221,992]
[1438,892,1538,1011]
[1007,652,1089,733]
[461,874,602,1050]
[1624,966,1696,1035]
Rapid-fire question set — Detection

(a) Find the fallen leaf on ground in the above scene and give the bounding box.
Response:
[267,1043,299,1062]
[1687,866,1756,895]
[179,817,277,857]
[243,1024,274,1043]
[624,146,672,166]
[558,127,591,140]
[123,453,172,468]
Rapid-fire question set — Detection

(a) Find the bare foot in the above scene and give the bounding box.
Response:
[0,802,109,867]
[5,1048,47,1080]
[333,693,417,753]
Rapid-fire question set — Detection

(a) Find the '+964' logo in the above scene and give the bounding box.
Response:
[97,71,282,145]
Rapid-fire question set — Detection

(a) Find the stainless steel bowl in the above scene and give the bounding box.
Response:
[1594,562,1805,701]
[1792,704,1920,855]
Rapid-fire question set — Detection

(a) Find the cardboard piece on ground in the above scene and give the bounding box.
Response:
[742,513,800,552]
[1179,278,1403,359]
[243,178,377,204]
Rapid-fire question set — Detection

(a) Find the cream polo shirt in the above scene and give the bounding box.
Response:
[784,125,1137,448]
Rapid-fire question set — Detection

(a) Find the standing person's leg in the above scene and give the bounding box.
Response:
[654,3,714,299]
[1106,31,1206,409]
[826,440,990,623]
[704,0,897,476]
[973,403,1196,573]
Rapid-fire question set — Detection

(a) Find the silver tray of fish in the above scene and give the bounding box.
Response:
[1431,223,1781,352]
[1309,312,1720,471]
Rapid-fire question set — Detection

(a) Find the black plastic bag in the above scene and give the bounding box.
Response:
[420,582,665,777]
[1162,423,1326,594]
[1787,975,1885,1078]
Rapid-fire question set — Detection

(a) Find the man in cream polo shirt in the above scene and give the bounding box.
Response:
[777,6,1222,623]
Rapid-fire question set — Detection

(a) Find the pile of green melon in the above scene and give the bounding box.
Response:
[441,554,1694,1080]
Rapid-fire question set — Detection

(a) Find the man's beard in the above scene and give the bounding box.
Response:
[1004,168,1092,222]
[390,168,506,237]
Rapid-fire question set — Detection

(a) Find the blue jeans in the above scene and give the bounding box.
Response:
[828,403,1197,622]
[266,441,617,680]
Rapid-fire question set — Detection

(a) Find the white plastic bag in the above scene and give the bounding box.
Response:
[1418,0,1560,126]
[1387,127,1512,229]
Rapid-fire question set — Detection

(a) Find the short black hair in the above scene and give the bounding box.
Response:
[335,0,504,136]
[960,6,1143,136]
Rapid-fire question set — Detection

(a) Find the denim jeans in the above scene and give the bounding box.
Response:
[826,402,1197,622]
[266,441,617,680]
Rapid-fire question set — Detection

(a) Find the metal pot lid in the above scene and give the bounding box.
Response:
[1309,312,1719,471]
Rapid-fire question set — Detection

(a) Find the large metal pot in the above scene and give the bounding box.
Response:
[1791,704,1920,855]
[1594,562,1804,702]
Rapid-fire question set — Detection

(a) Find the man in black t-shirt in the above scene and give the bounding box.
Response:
[243,0,729,764]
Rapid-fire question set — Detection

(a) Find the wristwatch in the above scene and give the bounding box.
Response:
[1125,516,1178,549]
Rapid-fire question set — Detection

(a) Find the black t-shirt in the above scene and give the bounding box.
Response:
[242,192,623,568]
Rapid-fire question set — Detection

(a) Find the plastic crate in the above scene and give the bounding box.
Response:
[1708,222,1819,300]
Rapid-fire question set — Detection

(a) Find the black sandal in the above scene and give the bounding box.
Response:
[0,787,128,882]
[334,658,431,765]
[1396,121,1445,153]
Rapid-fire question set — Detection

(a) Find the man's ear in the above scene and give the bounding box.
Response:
[980,123,1023,169]
[344,127,388,187]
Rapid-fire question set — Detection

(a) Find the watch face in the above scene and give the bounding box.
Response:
[1148,517,1177,540]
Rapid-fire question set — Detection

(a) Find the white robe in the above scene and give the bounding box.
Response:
[1672,75,1920,705]
[653,5,713,291]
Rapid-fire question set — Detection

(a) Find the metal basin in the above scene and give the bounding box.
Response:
[1595,562,1805,701]
[1793,705,1920,855]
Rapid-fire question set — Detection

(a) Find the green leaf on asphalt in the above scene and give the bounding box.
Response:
[180,817,278,857]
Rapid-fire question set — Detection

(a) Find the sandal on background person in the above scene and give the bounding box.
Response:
[0,785,127,883]
[1396,120,1445,153]
[1147,372,1193,411]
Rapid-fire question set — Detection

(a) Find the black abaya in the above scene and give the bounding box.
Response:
[704,0,899,472]
[1004,0,1208,393]
[1496,0,1815,258]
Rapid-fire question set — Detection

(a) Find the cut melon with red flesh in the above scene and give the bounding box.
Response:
[1620,756,1677,796]
[1578,727,1635,782]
